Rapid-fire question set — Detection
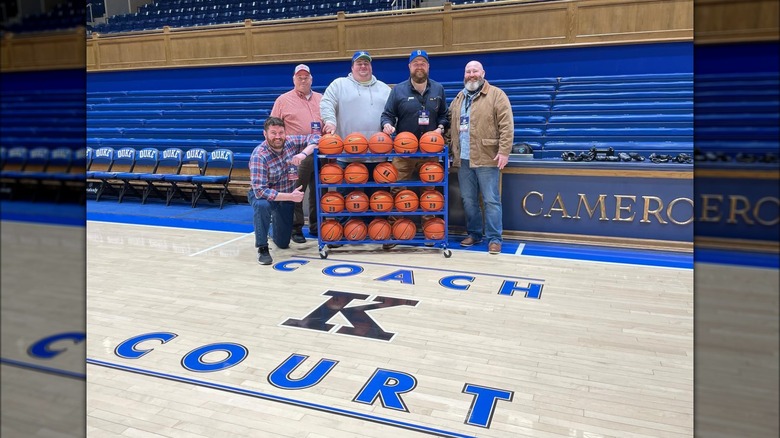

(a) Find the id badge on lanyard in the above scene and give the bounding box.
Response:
[418,109,430,126]
[459,115,469,132]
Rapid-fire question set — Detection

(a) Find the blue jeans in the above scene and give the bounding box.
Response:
[248,190,294,249]
[457,159,502,244]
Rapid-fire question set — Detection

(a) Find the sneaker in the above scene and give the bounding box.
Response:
[291,231,306,244]
[309,228,318,237]
[257,246,273,265]
[488,242,502,254]
[382,243,396,250]
[460,236,482,247]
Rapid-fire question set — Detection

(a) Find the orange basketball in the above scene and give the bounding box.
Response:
[343,132,369,154]
[319,192,345,213]
[368,218,392,241]
[419,161,445,183]
[369,190,394,212]
[343,218,368,241]
[318,134,344,155]
[368,132,394,154]
[319,163,344,184]
[394,189,419,212]
[393,131,419,154]
[344,190,369,213]
[422,217,446,240]
[344,162,369,183]
[419,189,445,212]
[372,162,398,183]
[419,130,445,153]
[392,218,416,240]
[320,219,343,242]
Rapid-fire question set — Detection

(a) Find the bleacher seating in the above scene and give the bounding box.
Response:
[694,72,779,161]
[91,0,401,34]
[2,1,85,34]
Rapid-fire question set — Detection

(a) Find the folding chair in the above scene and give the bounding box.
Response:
[91,147,135,201]
[162,148,206,206]
[86,146,115,200]
[113,147,159,203]
[138,147,183,204]
[5,147,51,200]
[191,148,237,208]
[0,147,30,199]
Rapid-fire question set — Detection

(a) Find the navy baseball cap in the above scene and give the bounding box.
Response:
[409,49,428,63]
[352,51,372,64]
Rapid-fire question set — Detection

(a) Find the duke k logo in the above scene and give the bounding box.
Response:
[282,291,419,341]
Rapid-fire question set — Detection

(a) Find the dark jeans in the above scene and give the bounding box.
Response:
[248,189,295,249]
[292,154,318,234]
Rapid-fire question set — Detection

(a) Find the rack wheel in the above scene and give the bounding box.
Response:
[443,249,452,258]
[319,249,328,259]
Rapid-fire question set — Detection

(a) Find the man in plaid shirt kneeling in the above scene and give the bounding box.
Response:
[249,116,319,265]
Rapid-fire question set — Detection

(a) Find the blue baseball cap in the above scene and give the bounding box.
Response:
[409,49,428,63]
[352,51,372,64]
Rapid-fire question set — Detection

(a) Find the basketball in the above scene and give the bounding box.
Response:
[419,130,445,153]
[343,219,368,241]
[320,219,343,241]
[343,132,369,154]
[368,132,394,154]
[367,218,392,241]
[372,162,398,183]
[319,163,344,184]
[422,217,446,240]
[319,192,345,213]
[393,131,419,154]
[318,134,344,155]
[394,189,419,212]
[392,218,416,240]
[344,190,369,213]
[369,190,394,212]
[419,161,445,183]
[419,189,444,212]
[344,162,369,183]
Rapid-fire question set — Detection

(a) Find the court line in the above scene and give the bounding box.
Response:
[296,256,546,282]
[87,358,476,438]
[188,233,253,257]
[514,243,526,255]
[1,357,86,380]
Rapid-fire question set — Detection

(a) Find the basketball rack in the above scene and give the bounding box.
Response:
[314,149,451,259]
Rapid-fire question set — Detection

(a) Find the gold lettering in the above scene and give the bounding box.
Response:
[699,194,723,222]
[573,193,608,221]
[667,197,694,225]
[543,192,571,218]
[640,196,667,224]
[522,191,543,217]
[753,197,780,226]
[727,195,755,225]
[614,195,636,222]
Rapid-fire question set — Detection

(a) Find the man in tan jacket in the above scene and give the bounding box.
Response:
[448,60,514,254]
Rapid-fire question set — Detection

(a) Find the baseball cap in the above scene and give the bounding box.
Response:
[352,51,372,64]
[409,49,428,63]
[294,64,310,75]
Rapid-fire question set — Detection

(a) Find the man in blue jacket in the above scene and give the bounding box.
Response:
[380,49,449,183]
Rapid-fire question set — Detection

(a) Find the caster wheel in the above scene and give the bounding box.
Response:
[319,249,328,259]
[443,249,452,258]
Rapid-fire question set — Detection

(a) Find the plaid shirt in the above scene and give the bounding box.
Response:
[250,134,319,200]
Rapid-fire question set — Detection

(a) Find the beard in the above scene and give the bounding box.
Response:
[464,77,484,92]
[411,69,428,84]
[268,138,285,150]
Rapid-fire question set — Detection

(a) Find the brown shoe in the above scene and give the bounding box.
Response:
[488,242,501,254]
[460,236,482,247]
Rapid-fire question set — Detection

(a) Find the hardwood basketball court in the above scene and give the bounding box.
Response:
[85,220,694,437]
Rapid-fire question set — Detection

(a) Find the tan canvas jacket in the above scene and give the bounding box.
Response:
[447,80,514,168]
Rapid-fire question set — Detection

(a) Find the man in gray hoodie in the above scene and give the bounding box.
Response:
[320,50,392,165]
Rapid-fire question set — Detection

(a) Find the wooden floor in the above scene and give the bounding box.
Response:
[84,220,695,438]
[1,220,86,438]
